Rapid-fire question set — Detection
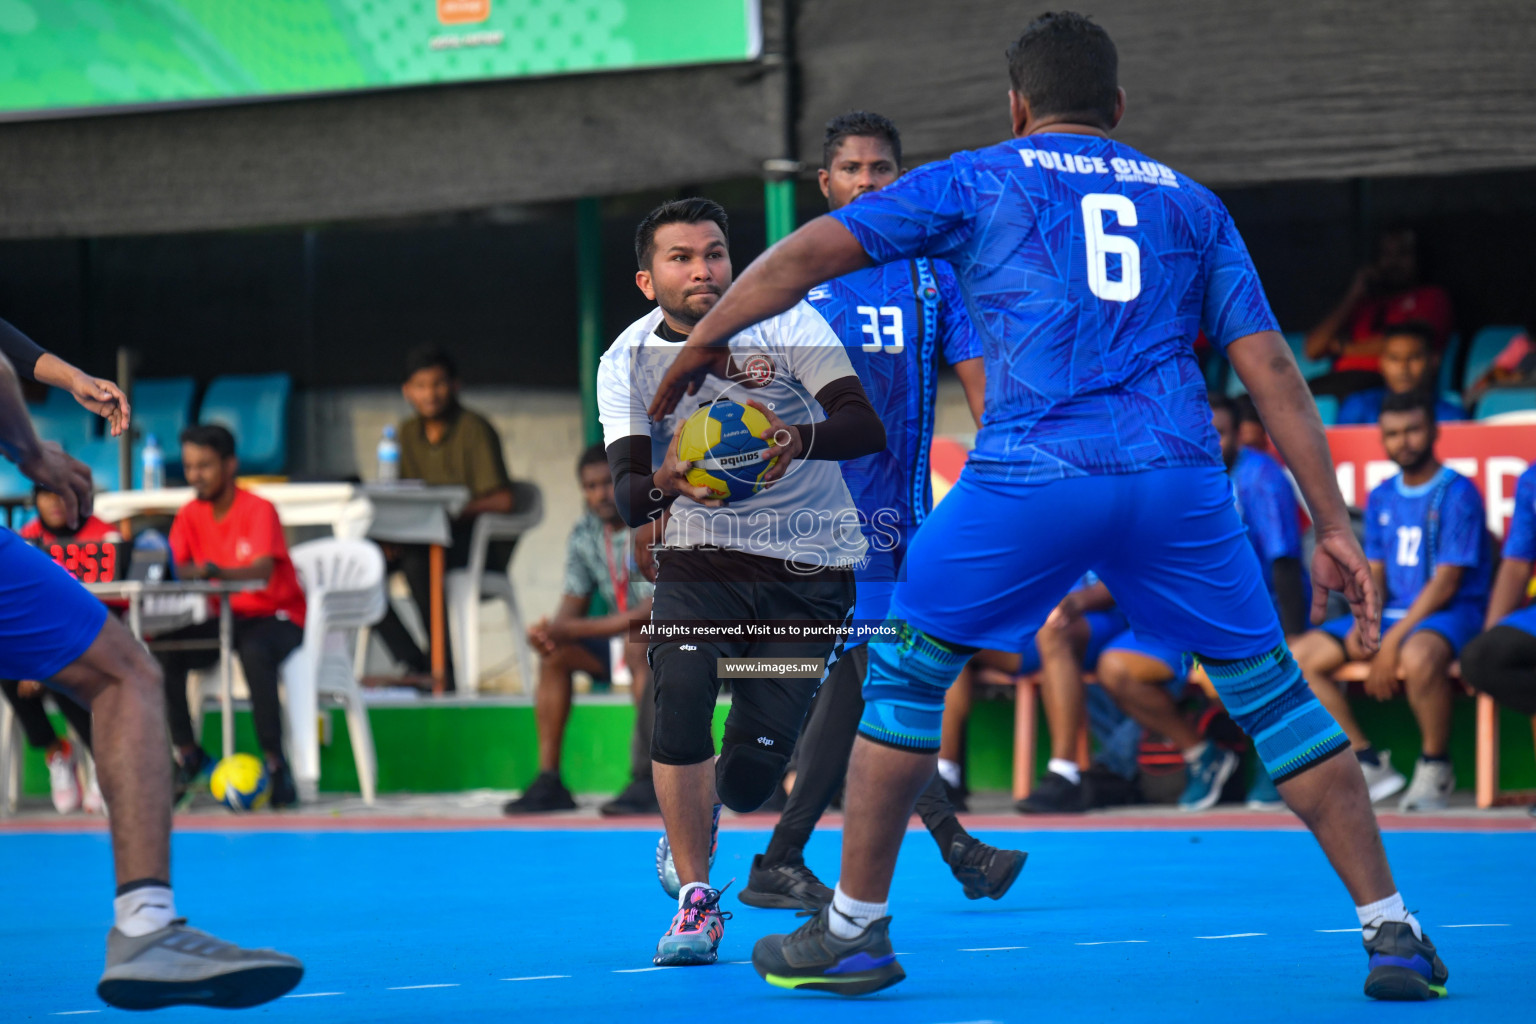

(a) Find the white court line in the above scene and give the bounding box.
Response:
[285,992,345,998]
[961,946,1029,952]
[1196,933,1266,940]
[386,983,460,990]
[1316,928,1360,933]
[1443,923,1510,928]
[50,1014,100,1017]
[501,975,571,981]
[614,966,673,973]
[1075,940,1147,946]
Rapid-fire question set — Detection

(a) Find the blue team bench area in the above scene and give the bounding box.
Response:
[0,372,291,499]
[1,823,1531,1022]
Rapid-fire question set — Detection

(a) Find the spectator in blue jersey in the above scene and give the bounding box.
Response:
[655,12,1447,999]
[1460,464,1536,816]
[741,110,1024,913]
[1336,323,1465,427]
[1291,392,1491,812]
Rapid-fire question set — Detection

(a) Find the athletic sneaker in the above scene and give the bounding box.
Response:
[739,854,833,910]
[46,739,82,814]
[1358,749,1407,803]
[1014,769,1083,813]
[1179,744,1238,811]
[653,885,731,966]
[947,835,1027,900]
[752,906,905,996]
[1363,921,1448,1001]
[599,776,660,817]
[502,771,577,814]
[96,919,304,1010]
[1245,763,1284,810]
[1398,758,1455,812]
[267,757,297,810]
[82,772,105,816]
[656,802,721,898]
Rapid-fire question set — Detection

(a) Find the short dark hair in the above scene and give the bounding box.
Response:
[1005,11,1119,129]
[1209,394,1238,426]
[1381,321,1436,353]
[822,110,902,169]
[578,442,608,475]
[1380,388,1437,425]
[634,198,729,270]
[180,423,236,458]
[405,344,457,381]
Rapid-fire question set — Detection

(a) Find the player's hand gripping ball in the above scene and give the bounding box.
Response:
[210,753,270,812]
[678,399,781,502]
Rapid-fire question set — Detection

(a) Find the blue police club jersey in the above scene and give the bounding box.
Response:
[1231,448,1303,597]
[831,133,1281,486]
[1363,466,1492,614]
[1501,464,1536,562]
[807,258,981,539]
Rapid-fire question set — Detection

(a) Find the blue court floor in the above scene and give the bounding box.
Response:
[2,824,1531,1022]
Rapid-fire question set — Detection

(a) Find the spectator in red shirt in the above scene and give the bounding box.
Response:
[1304,227,1454,399]
[157,424,306,808]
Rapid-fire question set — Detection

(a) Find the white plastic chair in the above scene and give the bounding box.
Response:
[0,699,20,814]
[446,481,543,694]
[192,538,386,804]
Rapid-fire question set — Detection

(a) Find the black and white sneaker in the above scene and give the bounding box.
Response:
[97,920,303,1010]
[739,854,834,910]
[502,772,577,814]
[947,835,1027,900]
[1015,770,1084,813]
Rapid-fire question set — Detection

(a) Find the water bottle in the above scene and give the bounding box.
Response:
[141,434,165,491]
[377,425,400,483]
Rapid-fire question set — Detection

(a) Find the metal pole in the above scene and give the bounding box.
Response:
[763,0,799,246]
[576,197,604,446]
[116,347,135,490]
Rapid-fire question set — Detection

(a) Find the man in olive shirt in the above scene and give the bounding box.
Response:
[374,345,515,691]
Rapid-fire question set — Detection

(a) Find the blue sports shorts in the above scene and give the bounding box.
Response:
[0,529,109,680]
[1319,604,1484,656]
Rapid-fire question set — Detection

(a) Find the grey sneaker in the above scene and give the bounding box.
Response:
[752,906,905,996]
[1398,758,1455,812]
[1358,750,1407,803]
[656,802,721,898]
[1363,921,1448,1000]
[97,920,303,1010]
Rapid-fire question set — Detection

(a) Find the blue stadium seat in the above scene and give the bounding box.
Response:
[0,457,30,499]
[131,377,197,468]
[71,438,138,491]
[1474,387,1536,421]
[1437,331,1463,395]
[197,374,291,475]
[1315,394,1339,426]
[1462,326,1526,396]
[28,388,96,446]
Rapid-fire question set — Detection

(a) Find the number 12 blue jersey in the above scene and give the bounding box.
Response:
[831,133,1280,488]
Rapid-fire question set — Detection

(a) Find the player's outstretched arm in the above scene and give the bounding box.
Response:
[0,317,131,436]
[648,217,872,418]
[1227,329,1381,651]
[0,352,94,527]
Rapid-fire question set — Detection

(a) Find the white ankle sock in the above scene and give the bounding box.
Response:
[678,881,709,908]
[113,885,177,937]
[828,883,887,940]
[1356,892,1421,940]
[937,759,962,788]
[1047,758,1082,785]
[1181,740,1210,765]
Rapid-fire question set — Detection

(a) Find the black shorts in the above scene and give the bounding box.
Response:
[648,547,855,762]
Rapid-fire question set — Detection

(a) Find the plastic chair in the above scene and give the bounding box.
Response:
[0,698,20,814]
[199,374,292,475]
[1475,387,1536,420]
[1315,394,1339,426]
[131,378,196,471]
[1462,326,1525,396]
[446,481,545,694]
[28,389,96,447]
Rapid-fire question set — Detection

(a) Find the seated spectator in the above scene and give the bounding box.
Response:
[1336,323,1465,426]
[1290,393,1490,812]
[1305,227,1453,399]
[1464,329,1536,410]
[503,445,655,815]
[1232,395,1273,456]
[1460,463,1536,814]
[373,345,515,691]
[20,485,120,548]
[158,425,306,808]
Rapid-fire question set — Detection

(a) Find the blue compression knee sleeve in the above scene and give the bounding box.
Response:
[858,624,975,752]
[1201,646,1350,782]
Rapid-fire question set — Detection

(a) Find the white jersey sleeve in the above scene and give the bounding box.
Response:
[596,341,650,449]
[770,300,858,398]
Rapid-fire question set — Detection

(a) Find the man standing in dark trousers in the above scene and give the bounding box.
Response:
[159,424,307,808]
[740,112,1025,912]
[373,344,516,691]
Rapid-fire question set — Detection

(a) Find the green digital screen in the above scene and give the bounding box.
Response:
[0,0,761,120]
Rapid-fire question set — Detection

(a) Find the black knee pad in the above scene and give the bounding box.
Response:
[648,642,720,765]
[715,733,792,812]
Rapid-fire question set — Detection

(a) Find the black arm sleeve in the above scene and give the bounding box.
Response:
[0,317,45,380]
[1272,556,1308,636]
[791,374,886,462]
[606,435,672,529]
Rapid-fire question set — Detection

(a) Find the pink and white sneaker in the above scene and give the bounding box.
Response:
[82,769,105,816]
[46,739,82,814]
[653,884,732,966]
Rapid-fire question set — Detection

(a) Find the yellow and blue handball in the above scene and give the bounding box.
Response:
[678,399,780,502]
[210,753,270,812]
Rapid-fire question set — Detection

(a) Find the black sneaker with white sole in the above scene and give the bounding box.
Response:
[739,854,834,910]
